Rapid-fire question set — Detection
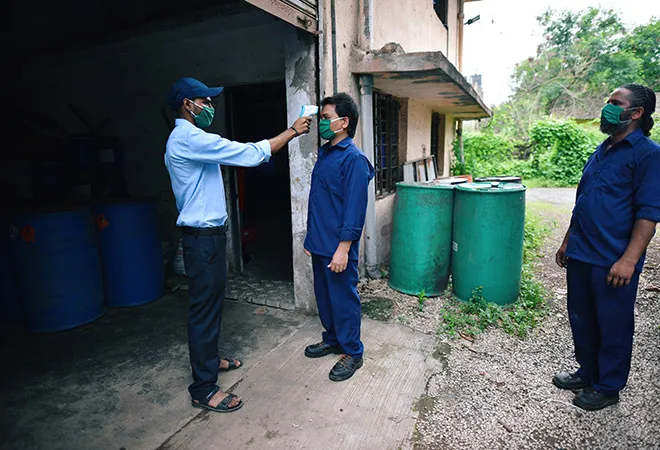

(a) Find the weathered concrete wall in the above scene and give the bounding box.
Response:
[285,28,319,313]
[11,11,289,253]
[319,0,361,106]
[372,0,460,66]
[447,0,460,66]
[404,99,434,162]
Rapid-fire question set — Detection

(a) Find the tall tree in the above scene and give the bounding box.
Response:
[502,9,658,125]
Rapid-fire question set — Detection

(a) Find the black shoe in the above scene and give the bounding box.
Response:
[552,372,590,391]
[304,342,342,358]
[329,355,363,382]
[573,389,619,411]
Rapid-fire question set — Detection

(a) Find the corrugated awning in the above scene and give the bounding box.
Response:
[352,50,491,119]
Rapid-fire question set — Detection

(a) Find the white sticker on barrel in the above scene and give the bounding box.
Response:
[452,241,458,252]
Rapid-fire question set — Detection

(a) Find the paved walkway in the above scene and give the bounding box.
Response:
[0,295,436,450]
[526,187,575,206]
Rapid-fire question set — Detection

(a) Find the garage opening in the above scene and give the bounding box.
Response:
[226,82,294,282]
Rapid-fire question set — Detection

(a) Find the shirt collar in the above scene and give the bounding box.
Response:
[622,128,645,146]
[175,118,194,128]
[321,136,352,153]
[602,127,645,150]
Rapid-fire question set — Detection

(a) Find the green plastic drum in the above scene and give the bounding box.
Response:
[452,182,526,305]
[389,182,455,296]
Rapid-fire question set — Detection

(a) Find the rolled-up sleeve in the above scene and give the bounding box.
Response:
[634,149,660,222]
[339,154,372,242]
[185,127,271,166]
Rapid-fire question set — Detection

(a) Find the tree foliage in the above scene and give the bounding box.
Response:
[486,9,659,135]
[459,9,660,187]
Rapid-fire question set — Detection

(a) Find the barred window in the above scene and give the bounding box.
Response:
[373,90,401,196]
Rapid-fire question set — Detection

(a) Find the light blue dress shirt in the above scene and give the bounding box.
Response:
[165,118,272,228]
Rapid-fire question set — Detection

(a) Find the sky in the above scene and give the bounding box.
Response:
[462,0,660,106]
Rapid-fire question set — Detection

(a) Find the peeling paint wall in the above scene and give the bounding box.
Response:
[372,0,460,66]
[285,28,319,313]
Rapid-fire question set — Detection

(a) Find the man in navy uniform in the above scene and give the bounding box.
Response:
[303,93,375,381]
[165,77,311,413]
[554,84,659,411]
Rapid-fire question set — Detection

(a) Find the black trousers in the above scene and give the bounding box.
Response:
[181,231,226,401]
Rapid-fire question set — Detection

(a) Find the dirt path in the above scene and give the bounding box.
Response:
[362,189,660,450]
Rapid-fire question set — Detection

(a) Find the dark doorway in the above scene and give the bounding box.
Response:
[225,82,293,281]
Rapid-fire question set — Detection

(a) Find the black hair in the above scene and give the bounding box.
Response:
[621,84,656,137]
[321,93,360,138]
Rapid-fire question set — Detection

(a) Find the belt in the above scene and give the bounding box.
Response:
[181,225,227,236]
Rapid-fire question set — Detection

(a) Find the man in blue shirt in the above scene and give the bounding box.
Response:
[554,84,659,411]
[303,93,375,382]
[165,78,311,413]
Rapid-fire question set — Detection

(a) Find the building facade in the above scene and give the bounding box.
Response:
[4,0,490,312]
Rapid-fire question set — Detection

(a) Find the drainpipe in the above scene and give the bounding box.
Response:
[360,75,380,279]
[330,0,338,94]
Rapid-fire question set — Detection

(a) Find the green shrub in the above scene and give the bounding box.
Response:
[451,118,604,187]
[528,120,601,185]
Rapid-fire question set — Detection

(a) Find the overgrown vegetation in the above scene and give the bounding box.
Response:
[439,213,550,339]
[452,8,659,187]
[453,120,602,186]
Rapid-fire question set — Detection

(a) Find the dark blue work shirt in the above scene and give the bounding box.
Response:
[304,137,375,261]
[566,128,660,272]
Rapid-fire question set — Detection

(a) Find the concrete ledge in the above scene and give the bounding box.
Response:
[351,49,491,119]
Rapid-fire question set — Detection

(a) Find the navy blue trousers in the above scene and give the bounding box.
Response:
[182,233,226,401]
[312,254,363,357]
[567,259,639,396]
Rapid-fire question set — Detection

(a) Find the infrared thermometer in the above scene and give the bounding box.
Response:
[299,105,319,117]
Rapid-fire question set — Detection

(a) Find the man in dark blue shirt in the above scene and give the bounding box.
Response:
[554,84,660,411]
[303,93,375,382]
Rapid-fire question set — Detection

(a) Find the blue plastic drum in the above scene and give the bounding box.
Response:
[94,200,164,307]
[10,208,106,333]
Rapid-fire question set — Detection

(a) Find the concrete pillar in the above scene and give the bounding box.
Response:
[285,28,319,313]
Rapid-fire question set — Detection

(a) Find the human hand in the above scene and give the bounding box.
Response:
[304,248,311,257]
[291,116,312,136]
[607,258,635,288]
[327,248,348,273]
[555,243,568,268]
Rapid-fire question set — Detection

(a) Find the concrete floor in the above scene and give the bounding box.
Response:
[0,293,436,450]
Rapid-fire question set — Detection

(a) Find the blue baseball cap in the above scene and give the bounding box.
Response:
[167,77,224,110]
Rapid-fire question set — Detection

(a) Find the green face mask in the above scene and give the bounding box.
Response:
[319,117,344,141]
[189,101,215,128]
[600,103,635,136]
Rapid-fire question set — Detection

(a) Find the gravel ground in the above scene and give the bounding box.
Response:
[360,190,660,450]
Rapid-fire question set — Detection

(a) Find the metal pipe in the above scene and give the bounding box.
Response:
[317,0,325,99]
[330,0,338,94]
[359,75,380,279]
